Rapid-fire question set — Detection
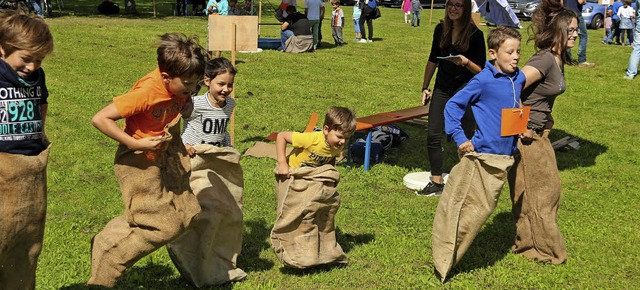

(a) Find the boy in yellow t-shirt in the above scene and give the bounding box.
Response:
[276,106,356,177]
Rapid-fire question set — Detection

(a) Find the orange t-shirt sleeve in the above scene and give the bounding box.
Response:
[113,88,152,119]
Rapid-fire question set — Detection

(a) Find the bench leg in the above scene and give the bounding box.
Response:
[364,130,372,171]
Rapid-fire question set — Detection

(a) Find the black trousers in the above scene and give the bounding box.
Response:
[426,87,475,176]
[359,6,374,40]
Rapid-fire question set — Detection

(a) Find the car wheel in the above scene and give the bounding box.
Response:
[590,14,603,29]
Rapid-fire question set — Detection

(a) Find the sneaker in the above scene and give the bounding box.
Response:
[367,39,373,43]
[578,62,596,68]
[416,181,444,197]
[624,75,634,80]
[358,39,368,43]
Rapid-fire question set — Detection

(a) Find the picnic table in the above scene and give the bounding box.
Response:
[355,105,429,171]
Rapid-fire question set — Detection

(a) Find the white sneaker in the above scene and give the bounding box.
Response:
[358,39,368,43]
[367,39,373,43]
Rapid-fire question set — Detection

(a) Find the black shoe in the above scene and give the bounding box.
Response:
[416,181,444,197]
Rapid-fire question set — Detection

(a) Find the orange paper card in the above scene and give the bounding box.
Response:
[501,106,530,136]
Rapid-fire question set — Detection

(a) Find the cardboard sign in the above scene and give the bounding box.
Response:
[208,15,258,51]
[599,0,611,5]
[501,106,530,136]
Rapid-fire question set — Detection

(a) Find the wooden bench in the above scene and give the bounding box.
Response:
[354,105,429,171]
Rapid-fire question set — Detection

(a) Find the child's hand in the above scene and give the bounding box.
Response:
[519,129,535,141]
[275,163,290,179]
[458,140,474,155]
[185,144,196,157]
[131,137,164,151]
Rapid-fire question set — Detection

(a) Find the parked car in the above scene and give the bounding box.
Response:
[583,0,605,29]
[507,0,540,20]
[340,0,356,6]
[380,0,447,8]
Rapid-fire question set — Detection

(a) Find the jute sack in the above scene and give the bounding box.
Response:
[0,145,50,290]
[270,164,347,269]
[508,130,567,264]
[89,116,201,287]
[167,144,246,287]
[432,152,514,282]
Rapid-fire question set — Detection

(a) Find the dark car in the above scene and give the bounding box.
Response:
[507,0,540,19]
[380,0,447,8]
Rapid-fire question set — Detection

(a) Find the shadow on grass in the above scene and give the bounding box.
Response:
[277,228,374,276]
[238,218,275,272]
[368,124,607,173]
[549,129,608,171]
[58,264,196,290]
[447,211,515,280]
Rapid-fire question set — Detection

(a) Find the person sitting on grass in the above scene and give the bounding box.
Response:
[431,26,527,282]
[280,5,312,52]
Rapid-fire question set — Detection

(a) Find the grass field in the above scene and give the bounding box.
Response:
[27,2,640,289]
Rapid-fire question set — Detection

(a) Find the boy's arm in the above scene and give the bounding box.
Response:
[445,78,481,148]
[275,131,294,177]
[91,103,162,151]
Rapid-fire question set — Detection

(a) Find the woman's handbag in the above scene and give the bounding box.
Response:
[370,7,381,19]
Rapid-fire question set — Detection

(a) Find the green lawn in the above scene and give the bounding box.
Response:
[32,2,640,289]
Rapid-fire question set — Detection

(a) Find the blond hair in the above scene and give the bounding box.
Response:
[0,11,54,58]
[324,106,356,135]
[157,33,207,78]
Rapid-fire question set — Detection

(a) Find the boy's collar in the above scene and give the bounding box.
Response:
[487,60,520,78]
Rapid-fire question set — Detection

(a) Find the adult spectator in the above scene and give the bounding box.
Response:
[98,0,120,14]
[508,0,578,264]
[417,0,486,196]
[623,0,640,79]
[358,0,378,42]
[280,5,313,52]
[563,0,595,67]
[305,0,324,50]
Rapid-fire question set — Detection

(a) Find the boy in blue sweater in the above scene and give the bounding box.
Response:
[431,26,527,282]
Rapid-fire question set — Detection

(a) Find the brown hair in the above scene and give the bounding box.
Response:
[440,0,477,52]
[528,0,578,65]
[157,33,207,78]
[0,11,54,58]
[330,0,340,5]
[324,106,356,135]
[487,26,522,51]
[205,57,237,79]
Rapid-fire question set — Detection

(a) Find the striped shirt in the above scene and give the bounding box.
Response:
[182,93,235,147]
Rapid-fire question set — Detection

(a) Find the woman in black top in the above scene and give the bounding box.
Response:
[419,0,486,196]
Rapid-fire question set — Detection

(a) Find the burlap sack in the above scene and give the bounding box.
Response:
[432,152,514,282]
[270,165,347,269]
[508,130,567,264]
[89,116,201,287]
[0,145,50,290]
[167,144,246,287]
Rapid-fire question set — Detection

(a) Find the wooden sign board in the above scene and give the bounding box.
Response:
[208,15,259,51]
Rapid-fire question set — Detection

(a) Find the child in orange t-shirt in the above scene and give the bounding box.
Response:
[88,33,207,287]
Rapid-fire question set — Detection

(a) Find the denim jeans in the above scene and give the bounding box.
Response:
[411,11,421,26]
[577,14,588,63]
[625,19,640,78]
[280,30,294,50]
[353,18,361,34]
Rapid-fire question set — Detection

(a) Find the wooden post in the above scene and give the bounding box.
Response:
[153,0,157,17]
[258,0,263,36]
[230,23,237,146]
[430,0,435,24]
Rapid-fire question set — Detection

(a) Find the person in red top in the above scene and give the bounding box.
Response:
[88,33,206,287]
